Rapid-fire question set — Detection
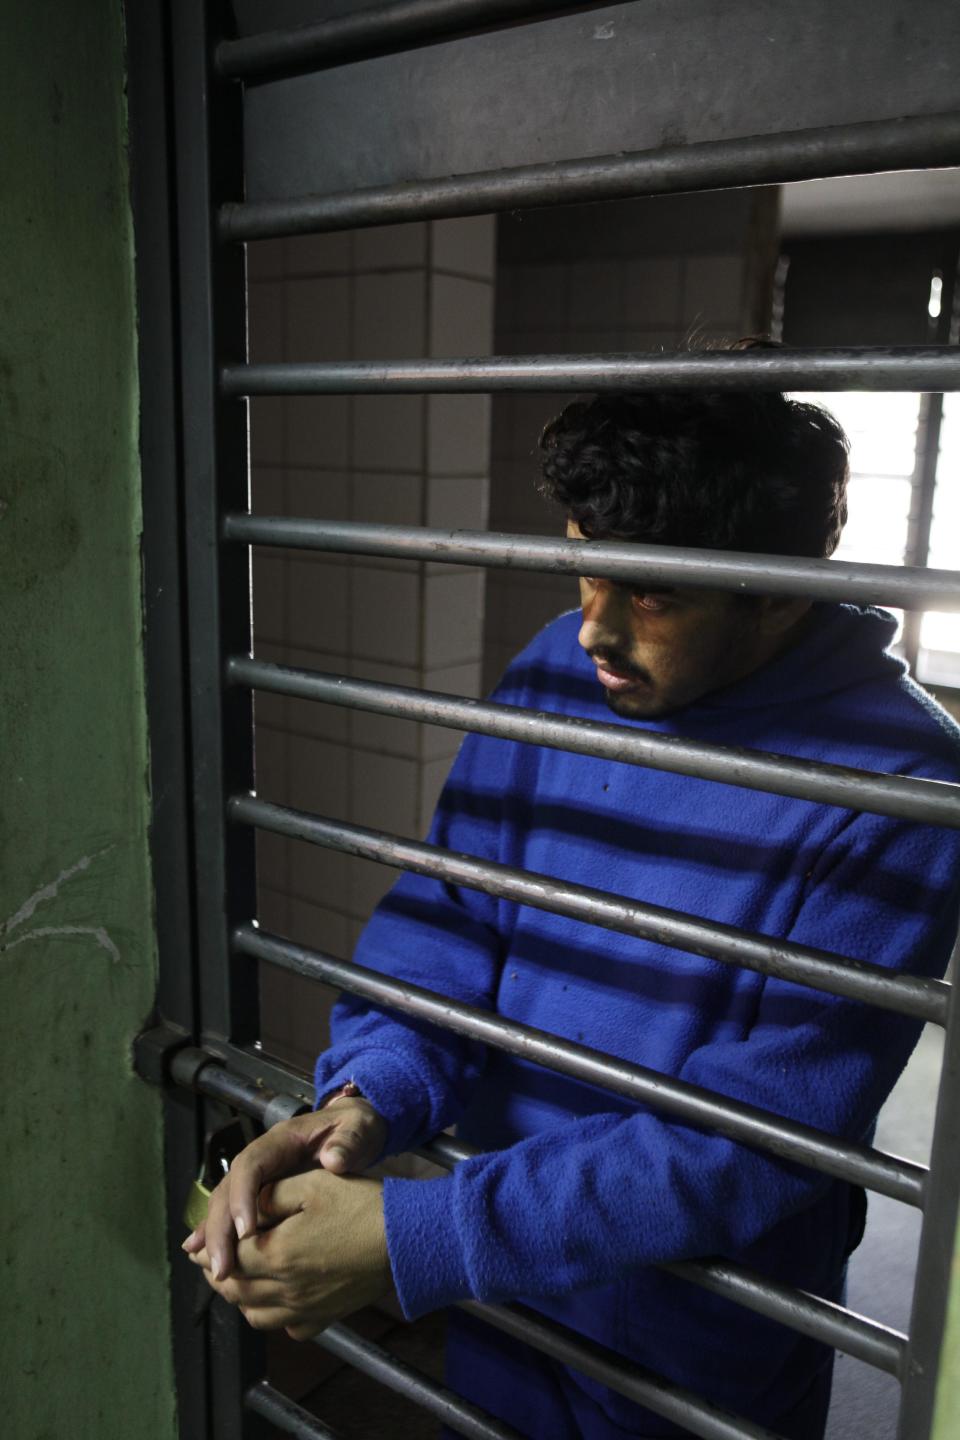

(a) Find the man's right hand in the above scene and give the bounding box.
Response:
[182,1094,387,1281]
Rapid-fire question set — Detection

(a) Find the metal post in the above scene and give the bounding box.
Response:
[898,940,960,1437]
[168,0,264,1432]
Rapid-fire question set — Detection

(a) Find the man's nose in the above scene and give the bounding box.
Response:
[578,581,631,654]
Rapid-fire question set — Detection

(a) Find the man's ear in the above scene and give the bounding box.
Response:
[756,596,812,637]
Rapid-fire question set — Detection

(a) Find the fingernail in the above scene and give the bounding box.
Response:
[235,1216,247,1239]
[326,1145,347,1165]
[211,1255,222,1280]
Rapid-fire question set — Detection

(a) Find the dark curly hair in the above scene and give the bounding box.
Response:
[539,390,849,559]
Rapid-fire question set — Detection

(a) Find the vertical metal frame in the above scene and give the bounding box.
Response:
[125,0,208,1430]
[898,963,960,1437]
[166,0,264,1430]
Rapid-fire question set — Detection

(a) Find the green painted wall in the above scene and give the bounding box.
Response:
[0,1,177,1435]
[932,1216,960,1438]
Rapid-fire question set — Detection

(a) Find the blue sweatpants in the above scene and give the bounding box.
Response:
[443,1310,834,1440]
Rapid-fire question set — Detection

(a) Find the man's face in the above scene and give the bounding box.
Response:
[569,520,786,719]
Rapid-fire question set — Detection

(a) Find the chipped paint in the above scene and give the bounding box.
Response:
[2,844,113,936]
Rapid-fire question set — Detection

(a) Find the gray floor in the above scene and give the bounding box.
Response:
[825,1024,944,1440]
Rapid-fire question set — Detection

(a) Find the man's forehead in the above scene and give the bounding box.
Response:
[565,517,739,603]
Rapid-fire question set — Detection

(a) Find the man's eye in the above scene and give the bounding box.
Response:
[632,592,671,613]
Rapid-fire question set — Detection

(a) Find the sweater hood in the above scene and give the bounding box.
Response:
[689,603,906,712]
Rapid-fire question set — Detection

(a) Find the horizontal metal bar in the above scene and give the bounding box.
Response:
[163,1050,909,1383]
[661,1256,905,1380]
[169,1046,309,1129]
[233,920,927,1207]
[222,347,960,395]
[461,1301,784,1440]
[201,1035,316,1108]
[216,0,574,81]
[231,795,948,1026]
[416,1138,906,1377]
[245,1379,340,1438]
[219,112,960,240]
[229,656,960,832]
[224,518,960,613]
[316,1322,525,1440]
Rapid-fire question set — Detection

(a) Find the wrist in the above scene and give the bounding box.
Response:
[318,1079,363,1109]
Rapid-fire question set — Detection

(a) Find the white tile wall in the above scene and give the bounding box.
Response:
[424,570,485,668]
[427,475,489,531]
[284,231,353,277]
[286,467,351,521]
[354,221,427,271]
[248,280,284,362]
[427,394,491,475]
[286,557,350,655]
[354,272,428,359]
[252,552,286,644]
[247,238,286,283]
[250,217,494,1067]
[289,838,352,913]
[432,216,496,280]
[349,566,421,666]
[351,395,425,471]
[285,395,351,470]
[430,274,494,358]
[285,276,351,362]
[286,734,350,818]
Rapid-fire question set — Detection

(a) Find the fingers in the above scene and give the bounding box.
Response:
[199,1114,330,1279]
[182,1220,206,1254]
[317,1098,387,1175]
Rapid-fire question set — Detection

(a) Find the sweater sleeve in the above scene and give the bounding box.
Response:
[313,719,529,1157]
[383,806,960,1318]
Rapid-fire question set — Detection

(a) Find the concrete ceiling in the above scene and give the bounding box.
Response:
[781,168,960,236]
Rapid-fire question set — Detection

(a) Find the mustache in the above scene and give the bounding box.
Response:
[590,649,651,682]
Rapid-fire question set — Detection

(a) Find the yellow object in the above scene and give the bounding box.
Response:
[183,1177,212,1231]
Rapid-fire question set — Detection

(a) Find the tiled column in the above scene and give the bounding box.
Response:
[246,217,495,1072]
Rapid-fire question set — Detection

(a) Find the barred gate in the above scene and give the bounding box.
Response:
[127,3,960,1437]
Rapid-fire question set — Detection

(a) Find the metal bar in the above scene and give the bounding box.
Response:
[414,1139,906,1377]
[170,1,264,1431]
[661,1258,905,1380]
[316,1323,526,1440]
[170,1046,309,1128]
[233,922,928,1207]
[228,657,960,831]
[163,1052,909,1381]
[230,796,948,1027]
[219,112,960,240]
[203,1037,316,1109]
[216,1,578,81]
[125,0,207,1429]
[172,0,258,1047]
[222,347,960,395]
[901,393,946,672]
[223,518,960,613]
[460,1301,785,1440]
[245,1381,341,1439]
[898,942,960,1436]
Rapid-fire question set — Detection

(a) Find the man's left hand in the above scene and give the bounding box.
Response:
[187,1169,394,1339]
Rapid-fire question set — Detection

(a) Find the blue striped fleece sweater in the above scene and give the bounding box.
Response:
[314,604,960,1434]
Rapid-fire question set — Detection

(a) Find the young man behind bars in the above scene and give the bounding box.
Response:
[187,389,960,1439]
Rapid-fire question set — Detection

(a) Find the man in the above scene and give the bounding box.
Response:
[187,390,960,1439]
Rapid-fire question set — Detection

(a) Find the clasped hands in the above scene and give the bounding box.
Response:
[182,1093,395,1340]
